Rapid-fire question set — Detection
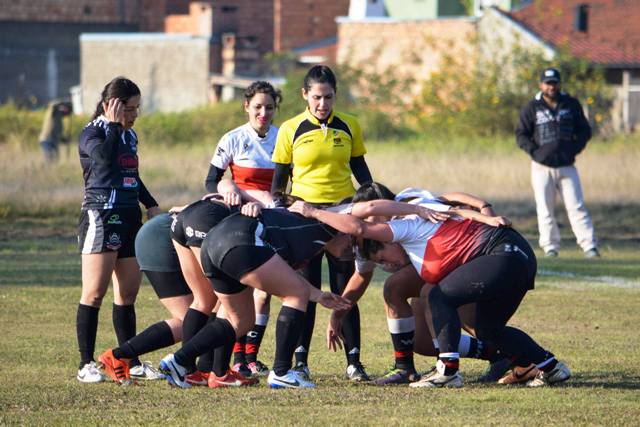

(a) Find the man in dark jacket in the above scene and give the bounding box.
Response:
[516,68,598,258]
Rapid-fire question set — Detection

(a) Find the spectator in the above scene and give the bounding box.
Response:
[39,100,72,162]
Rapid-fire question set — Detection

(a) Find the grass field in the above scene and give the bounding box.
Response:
[1,213,639,426]
[1,140,639,425]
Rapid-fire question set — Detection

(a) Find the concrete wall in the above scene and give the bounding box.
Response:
[336,17,477,96]
[80,34,210,113]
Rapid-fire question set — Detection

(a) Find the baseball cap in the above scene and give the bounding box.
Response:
[540,68,561,83]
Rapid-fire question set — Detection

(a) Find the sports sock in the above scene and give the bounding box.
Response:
[387,317,416,372]
[536,353,558,372]
[245,313,268,364]
[294,301,315,365]
[233,336,247,366]
[112,303,141,367]
[213,330,235,377]
[76,304,100,368]
[174,318,236,370]
[113,321,174,360]
[342,304,361,366]
[273,306,305,376]
[196,313,217,372]
[182,308,210,343]
[437,352,460,376]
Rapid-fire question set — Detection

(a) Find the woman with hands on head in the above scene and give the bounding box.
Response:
[289,187,570,389]
[76,77,160,383]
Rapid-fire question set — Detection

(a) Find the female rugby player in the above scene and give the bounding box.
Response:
[160,207,352,389]
[271,65,373,381]
[76,77,160,383]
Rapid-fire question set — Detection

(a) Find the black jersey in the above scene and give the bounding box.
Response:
[79,116,157,210]
[204,208,338,271]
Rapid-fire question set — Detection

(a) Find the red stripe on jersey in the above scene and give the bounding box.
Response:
[420,219,491,284]
[229,164,274,191]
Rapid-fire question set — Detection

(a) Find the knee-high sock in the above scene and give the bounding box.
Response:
[233,335,247,365]
[245,313,269,364]
[113,321,175,360]
[195,313,217,372]
[213,332,236,377]
[112,303,141,367]
[182,308,209,344]
[174,318,236,370]
[77,304,100,368]
[387,317,415,371]
[273,306,305,376]
[294,301,315,365]
[341,304,361,365]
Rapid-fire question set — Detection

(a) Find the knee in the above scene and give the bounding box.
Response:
[383,280,404,305]
[191,300,214,314]
[80,288,107,307]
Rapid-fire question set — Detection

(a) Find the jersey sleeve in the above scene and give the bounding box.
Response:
[211,133,234,169]
[388,216,428,243]
[271,121,293,164]
[349,117,366,157]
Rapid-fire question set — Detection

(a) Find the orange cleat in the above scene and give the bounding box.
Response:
[98,349,132,385]
[498,364,540,385]
[186,370,211,386]
[208,369,259,388]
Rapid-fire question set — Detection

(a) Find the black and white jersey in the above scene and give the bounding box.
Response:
[79,115,156,210]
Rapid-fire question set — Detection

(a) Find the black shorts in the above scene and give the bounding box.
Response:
[171,200,231,248]
[144,270,192,299]
[78,207,142,258]
[200,214,275,294]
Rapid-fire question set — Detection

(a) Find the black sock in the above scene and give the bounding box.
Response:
[438,353,460,376]
[174,318,235,370]
[388,317,416,372]
[245,324,267,364]
[273,306,305,376]
[113,321,174,360]
[233,335,247,365]
[341,304,361,366]
[213,330,235,377]
[112,304,141,367]
[182,308,210,343]
[294,301,316,365]
[195,313,217,373]
[76,304,100,369]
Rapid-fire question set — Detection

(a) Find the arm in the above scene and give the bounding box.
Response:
[138,178,158,209]
[270,162,291,206]
[449,207,511,227]
[438,192,495,216]
[204,164,226,193]
[515,103,538,157]
[349,155,372,186]
[88,123,122,164]
[350,199,450,223]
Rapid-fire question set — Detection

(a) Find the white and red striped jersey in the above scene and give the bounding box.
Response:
[211,123,277,191]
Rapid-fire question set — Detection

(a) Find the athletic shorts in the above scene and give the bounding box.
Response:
[483,227,537,290]
[171,199,231,248]
[78,207,142,258]
[200,214,276,294]
[143,270,192,299]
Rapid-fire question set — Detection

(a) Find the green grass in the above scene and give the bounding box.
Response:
[0,215,639,426]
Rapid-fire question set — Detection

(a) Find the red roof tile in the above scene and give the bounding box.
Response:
[505,0,640,66]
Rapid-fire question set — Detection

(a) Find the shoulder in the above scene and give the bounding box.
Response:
[280,111,307,131]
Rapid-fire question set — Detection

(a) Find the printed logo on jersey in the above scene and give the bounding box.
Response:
[298,138,313,146]
[118,153,138,170]
[185,227,207,240]
[216,147,226,157]
[107,214,122,225]
[106,232,122,250]
[171,217,178,232]
[186,226,194,238]
[123,177,138,188]
[332,129,344,147]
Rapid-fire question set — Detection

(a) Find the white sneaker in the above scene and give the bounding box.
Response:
[159,354,191,389]
[130,361,163,380]
[267,370,315,389]
[409,370,463,388]
[527,361,571,387]
[77,361,106,383]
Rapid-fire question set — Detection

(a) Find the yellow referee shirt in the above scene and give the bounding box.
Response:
[272,108,367,203]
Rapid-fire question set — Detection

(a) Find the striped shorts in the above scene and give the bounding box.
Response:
[78,207,142,258]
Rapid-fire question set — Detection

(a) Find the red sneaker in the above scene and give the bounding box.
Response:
[98,349,131,385]
[208,369,259,388]
[185,370,210,386]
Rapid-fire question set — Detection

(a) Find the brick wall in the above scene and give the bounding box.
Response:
[275,0,349,52]
[337,18,477,97]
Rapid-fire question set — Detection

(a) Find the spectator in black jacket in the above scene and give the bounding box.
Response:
[516,68,598,258]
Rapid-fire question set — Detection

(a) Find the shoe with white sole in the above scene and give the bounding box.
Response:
[208,369,259,388]
[292,361,311,381]
[527,361,571,387]
[77,361,106,383]
[409,370,463,388]
[159,354,191,389]
[130,361,163,380]
[248,360,270,377]
[346,362,370,382]
[267,370,315,389]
